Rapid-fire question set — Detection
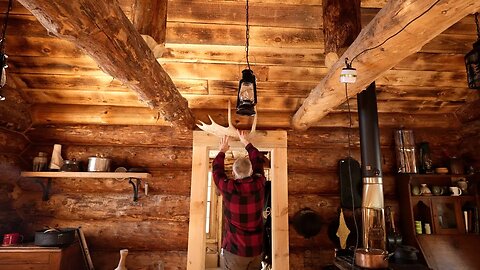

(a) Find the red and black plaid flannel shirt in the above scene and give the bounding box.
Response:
[212,143,266,257]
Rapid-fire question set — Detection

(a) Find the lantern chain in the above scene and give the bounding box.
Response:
[245,0,251,70]
[0,0,12,53]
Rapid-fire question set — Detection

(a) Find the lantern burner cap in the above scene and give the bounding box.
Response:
[237,101,256,116]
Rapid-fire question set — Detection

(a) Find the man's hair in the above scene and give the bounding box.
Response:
[233,157,252,179]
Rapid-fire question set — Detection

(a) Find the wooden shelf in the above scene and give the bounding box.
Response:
[20,171,150,202]
[21,171,151,179]
[411,195,476,201]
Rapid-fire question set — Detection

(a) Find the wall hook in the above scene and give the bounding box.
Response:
[129,178,141,202]
[35,178,52,201]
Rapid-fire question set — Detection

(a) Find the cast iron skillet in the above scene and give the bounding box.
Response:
[34,228,76,247]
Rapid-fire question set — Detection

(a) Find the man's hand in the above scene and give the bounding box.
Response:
[219,135,230,153]
[237,130,250,146]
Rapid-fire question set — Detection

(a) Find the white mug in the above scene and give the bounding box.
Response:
[449,186,462,196]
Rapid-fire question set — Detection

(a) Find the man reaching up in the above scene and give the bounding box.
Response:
[212,130,266,270]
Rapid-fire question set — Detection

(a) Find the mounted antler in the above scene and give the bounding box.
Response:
[196,101,257,139]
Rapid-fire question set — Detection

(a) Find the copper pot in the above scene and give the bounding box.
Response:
[355,248,391,269]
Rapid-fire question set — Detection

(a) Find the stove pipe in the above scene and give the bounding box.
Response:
[357,82,386,251]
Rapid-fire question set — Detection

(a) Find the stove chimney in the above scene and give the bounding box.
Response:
[357,82,386,252]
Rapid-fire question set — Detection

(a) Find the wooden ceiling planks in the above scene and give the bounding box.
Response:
[0,0,476,128]
[167,0,322,29]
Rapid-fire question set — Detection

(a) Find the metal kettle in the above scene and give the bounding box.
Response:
[60,158,81,172]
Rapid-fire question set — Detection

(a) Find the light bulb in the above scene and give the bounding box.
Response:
[340,66,357,84]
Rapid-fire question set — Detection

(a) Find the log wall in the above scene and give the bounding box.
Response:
[21,125,192,270]
[15,124,467,269]
[458,99,480,169]
[0,128,28,236]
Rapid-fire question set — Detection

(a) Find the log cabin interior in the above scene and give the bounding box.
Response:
[0,0,480,269]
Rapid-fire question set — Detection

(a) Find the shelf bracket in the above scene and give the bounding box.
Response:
[129,178,141,202]
[35,178,52,201]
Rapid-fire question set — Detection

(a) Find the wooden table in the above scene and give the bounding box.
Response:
[0,242,84,270]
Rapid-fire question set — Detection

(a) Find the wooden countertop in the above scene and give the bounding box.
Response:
[0,242,66,252]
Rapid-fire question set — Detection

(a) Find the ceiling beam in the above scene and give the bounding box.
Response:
[292,0,480,130]
[16,0,195,130]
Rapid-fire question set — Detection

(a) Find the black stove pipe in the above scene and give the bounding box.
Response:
[357,82,383,177]
[356,81,386,253]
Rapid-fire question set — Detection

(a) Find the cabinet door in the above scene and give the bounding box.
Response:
[432,197,465,234]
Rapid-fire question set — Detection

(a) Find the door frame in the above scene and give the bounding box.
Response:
[187,130,289,269]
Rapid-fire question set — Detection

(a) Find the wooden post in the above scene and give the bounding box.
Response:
[323,0,361,68]
[17,0,195,130]
[133,0,168,44]
[293,0,480,130]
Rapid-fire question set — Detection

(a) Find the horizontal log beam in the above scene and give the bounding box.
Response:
[23,219,188,251]
[30,104,462,129]
[23,145,192,170]
[288,171,397,197]
[17,0,195,129]
[287,127,461,149]
[292,0,480,130]
[288,146,453,173]
[15,193,190,222]
[26,125,192,147]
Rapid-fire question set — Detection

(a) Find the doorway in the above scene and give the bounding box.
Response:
[205,149,272,269]
[187,131,289,270]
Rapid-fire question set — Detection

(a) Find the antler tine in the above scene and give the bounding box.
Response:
[197,101,257,139]
[250,108,258,134]
[227,100,233,128]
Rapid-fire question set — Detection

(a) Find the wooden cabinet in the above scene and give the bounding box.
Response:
[398,174,479,238]
[0,242,84,270]
[397,173,480,270]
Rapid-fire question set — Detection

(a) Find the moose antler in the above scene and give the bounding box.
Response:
[197,101,257,139]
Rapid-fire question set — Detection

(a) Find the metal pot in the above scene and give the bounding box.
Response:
[355,248,391,269]
[87,156,111,172]
[34,228,76,247]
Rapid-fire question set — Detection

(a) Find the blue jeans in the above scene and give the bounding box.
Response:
[220,249,263,270]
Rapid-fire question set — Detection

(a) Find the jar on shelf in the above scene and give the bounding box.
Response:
[33,152,48,172]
